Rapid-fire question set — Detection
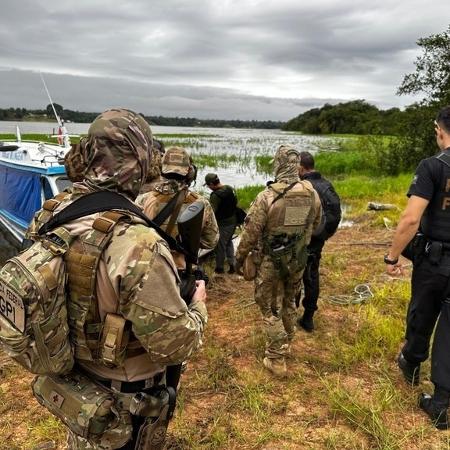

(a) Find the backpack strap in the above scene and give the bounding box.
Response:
[27,191,72,240]
[165,189,188,236]
[38,191,186,256]
[269,182,297,206]
[153,188,187,228]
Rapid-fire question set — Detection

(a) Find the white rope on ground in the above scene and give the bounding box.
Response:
[326,283,374,306]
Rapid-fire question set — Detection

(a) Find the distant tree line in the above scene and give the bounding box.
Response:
[282,100,410,136]
[0,106,283,129]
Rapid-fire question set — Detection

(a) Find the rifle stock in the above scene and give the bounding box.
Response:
[177,201,207,304]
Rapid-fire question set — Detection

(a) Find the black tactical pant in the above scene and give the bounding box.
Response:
[215,223,236,270]
[431,300,450,391]
[298,237,325,312]
[402,257,450,365]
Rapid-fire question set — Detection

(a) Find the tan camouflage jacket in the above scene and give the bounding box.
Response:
[136,179,219,268]
[236,180,322,264]
[28,187,207,382]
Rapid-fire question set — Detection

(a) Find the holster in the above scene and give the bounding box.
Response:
[133,386,176,450]
[426,240,443,265]
[402,232,426,263]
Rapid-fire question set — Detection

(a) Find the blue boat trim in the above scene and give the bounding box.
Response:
[0,208,29,230]
[0,159,65,175]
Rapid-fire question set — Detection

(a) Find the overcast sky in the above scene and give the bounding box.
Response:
[0,0,448,120]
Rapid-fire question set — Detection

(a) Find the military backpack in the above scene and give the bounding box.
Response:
[0,191,185,376]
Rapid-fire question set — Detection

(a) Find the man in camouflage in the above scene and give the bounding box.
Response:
[235,145,321,377]
[136,146,219,269]
[29,109,208,449]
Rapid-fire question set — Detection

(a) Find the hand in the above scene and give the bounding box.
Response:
[235,260,244,276]
[192,280,207,303]
[386,262,404,276]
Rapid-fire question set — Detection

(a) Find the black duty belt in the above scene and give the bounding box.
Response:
[95,372,165,394]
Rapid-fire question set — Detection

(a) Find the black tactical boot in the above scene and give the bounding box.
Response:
[297,310,315,332]
[397,352,420,386]
[419,387,450,430]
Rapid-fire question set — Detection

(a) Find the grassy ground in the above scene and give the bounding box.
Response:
[1,184,448,449]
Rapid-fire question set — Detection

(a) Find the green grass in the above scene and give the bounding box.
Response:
[154,133,217,138]
[235,184,264,210]
[0,133,82,144]
[193,153,244,169]
[332,174,411,200]
[325,379,401,450]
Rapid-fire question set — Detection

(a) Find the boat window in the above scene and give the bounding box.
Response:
[42,177,54,200]
[56,176,72,193]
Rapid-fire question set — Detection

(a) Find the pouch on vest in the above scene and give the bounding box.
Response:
[265,233,307,279]
[0,227,75,375]
[32,372,132,448]
[243,252,257,281]
[98,313,130,368]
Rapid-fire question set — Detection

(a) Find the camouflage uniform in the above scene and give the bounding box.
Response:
[236,146,321,371]
[136,147,219,269]
[28,110,207,449]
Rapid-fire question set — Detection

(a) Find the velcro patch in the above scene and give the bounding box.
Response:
[0,281,25,333]
[169,153,184,163]
[284,207,305,226]
[50,390,65,408]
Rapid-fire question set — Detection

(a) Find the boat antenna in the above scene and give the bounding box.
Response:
[15,125,21,144]
[40,72,70,148]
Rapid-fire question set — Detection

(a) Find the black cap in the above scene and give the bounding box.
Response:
[204,173,219,186]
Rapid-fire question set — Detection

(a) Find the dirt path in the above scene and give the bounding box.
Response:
[1,223,450,449]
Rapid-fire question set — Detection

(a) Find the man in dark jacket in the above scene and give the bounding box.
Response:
[296,151,341,332]
[204,173,238,274]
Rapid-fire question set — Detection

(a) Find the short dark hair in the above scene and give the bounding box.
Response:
[299,151,315,170]
[436,106,450,134]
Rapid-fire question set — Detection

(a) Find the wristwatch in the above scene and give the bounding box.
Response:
[384,254,399,265]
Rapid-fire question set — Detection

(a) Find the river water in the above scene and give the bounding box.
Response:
[0,121,344,263]
[1,121,341,187]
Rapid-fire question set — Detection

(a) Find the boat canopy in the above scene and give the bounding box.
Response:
[0,165,42,224]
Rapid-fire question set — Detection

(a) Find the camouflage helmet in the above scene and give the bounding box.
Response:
[162,146,192,177]
[273,144,300,182]
[82,108,153,199]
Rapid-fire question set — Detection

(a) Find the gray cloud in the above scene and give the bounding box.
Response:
[0,0,448,120]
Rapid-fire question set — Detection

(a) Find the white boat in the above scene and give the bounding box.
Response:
[0,130,71,244]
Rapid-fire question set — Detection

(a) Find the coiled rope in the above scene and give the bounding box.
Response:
[326,284,374,306]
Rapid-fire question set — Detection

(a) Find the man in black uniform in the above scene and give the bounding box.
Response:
[296,152,341,331]
[385,105,450,429]
[204,173,238,274]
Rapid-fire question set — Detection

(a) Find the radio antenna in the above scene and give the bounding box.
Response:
[40,72,70,148]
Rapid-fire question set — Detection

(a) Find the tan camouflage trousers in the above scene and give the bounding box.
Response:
[67,432,108,449]
[67,432,131,450]
[254,255,302,359]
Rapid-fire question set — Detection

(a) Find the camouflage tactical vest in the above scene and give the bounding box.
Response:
[264,182,315,277]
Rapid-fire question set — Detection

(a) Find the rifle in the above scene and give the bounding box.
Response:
[177,201,209,304]
[135,201,208,450]
[166,200,207,392]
